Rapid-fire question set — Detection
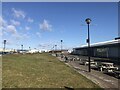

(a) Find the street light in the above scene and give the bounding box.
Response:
[21,45,23,54]
[85,18,91,72]
[55,45,57,51]
[61,40,63,51]
[3,40,6,54]
[61,40,63,58]
[52,45,54,54]
[29,47,31,51]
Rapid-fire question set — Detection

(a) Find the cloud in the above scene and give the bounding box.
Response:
[6,25,17,34]
[28,17,34,23]
[0,31,2,36]
[12,8,26,18]
[0,17,19,37]
[39,19,52,31]
[38,43,50,49]
[0,16,31,45]
[36,32,41,38]
[0,16,8,37]
[10,19,20,26]
[25,26,31,30]
[12,32,30,40]
[0,16,7,27]
[22,33,30,39]
[13,34,21,40]
[0,16,5,36]
[0,16,3,27]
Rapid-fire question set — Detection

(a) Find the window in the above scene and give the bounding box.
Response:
[95,47,109,57]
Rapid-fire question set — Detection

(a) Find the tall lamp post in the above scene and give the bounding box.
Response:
[52,46,54,54]
[61,40,63,52]
[85,18,91,72]
[3,40,6,54]
[21,45,23,54]
[55,45,57,51]
[60,40,63,58]
[29,47,31,51]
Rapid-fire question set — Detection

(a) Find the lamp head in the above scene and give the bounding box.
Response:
[4,40,6,44]
[85,18,91,24]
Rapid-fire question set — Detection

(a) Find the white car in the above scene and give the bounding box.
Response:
[98,62,118,73]
[84,59,94,65]
[79,59,88,65]
[84,60,98,69]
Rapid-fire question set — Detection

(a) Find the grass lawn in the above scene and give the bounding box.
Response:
[2,53,101,89]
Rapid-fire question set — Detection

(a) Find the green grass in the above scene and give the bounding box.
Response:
[2,53,101,88]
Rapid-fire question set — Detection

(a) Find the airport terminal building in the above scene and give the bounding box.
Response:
[72,39,120,62]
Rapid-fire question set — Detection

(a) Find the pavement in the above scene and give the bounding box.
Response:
[57,56,120,90]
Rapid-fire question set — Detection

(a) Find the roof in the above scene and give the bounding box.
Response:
[115,37,120,40]
[101,62,113,65]
[50,49,68,51]
[75,39,120,49]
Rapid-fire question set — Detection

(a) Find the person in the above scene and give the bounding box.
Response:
[64,56,68,62]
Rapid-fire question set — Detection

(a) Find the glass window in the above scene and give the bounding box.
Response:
[95,47,109,57]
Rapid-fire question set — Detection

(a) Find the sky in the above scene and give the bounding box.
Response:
[0,2,118,51]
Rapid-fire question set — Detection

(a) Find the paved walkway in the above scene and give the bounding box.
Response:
[57,57,119,90]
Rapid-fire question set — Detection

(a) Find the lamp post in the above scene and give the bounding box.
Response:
[85,18,91,72]
[29,47,31,51]
[61,40,63,52]
[61,40,63,58]
[21,45,23,54]
[52,46,54,54]
[55,45,57,51]
[3,40,6,54]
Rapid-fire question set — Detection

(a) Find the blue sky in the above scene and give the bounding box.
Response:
[1,2,118,50]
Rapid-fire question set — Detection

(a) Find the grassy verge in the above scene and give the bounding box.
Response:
[2,53,101,89]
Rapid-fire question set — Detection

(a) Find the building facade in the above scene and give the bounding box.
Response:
[73,39,120,59]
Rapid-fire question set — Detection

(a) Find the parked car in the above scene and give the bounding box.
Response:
[79,59,88,65]
[79,59,95,65]
[83,60,98,69]
[84,59,94,65]
[72,56,80,61]
[90,62,98,69]
[98,62,118,73]
[76,57,80,61]
[113,70,120,79]
[67,56,74,61]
